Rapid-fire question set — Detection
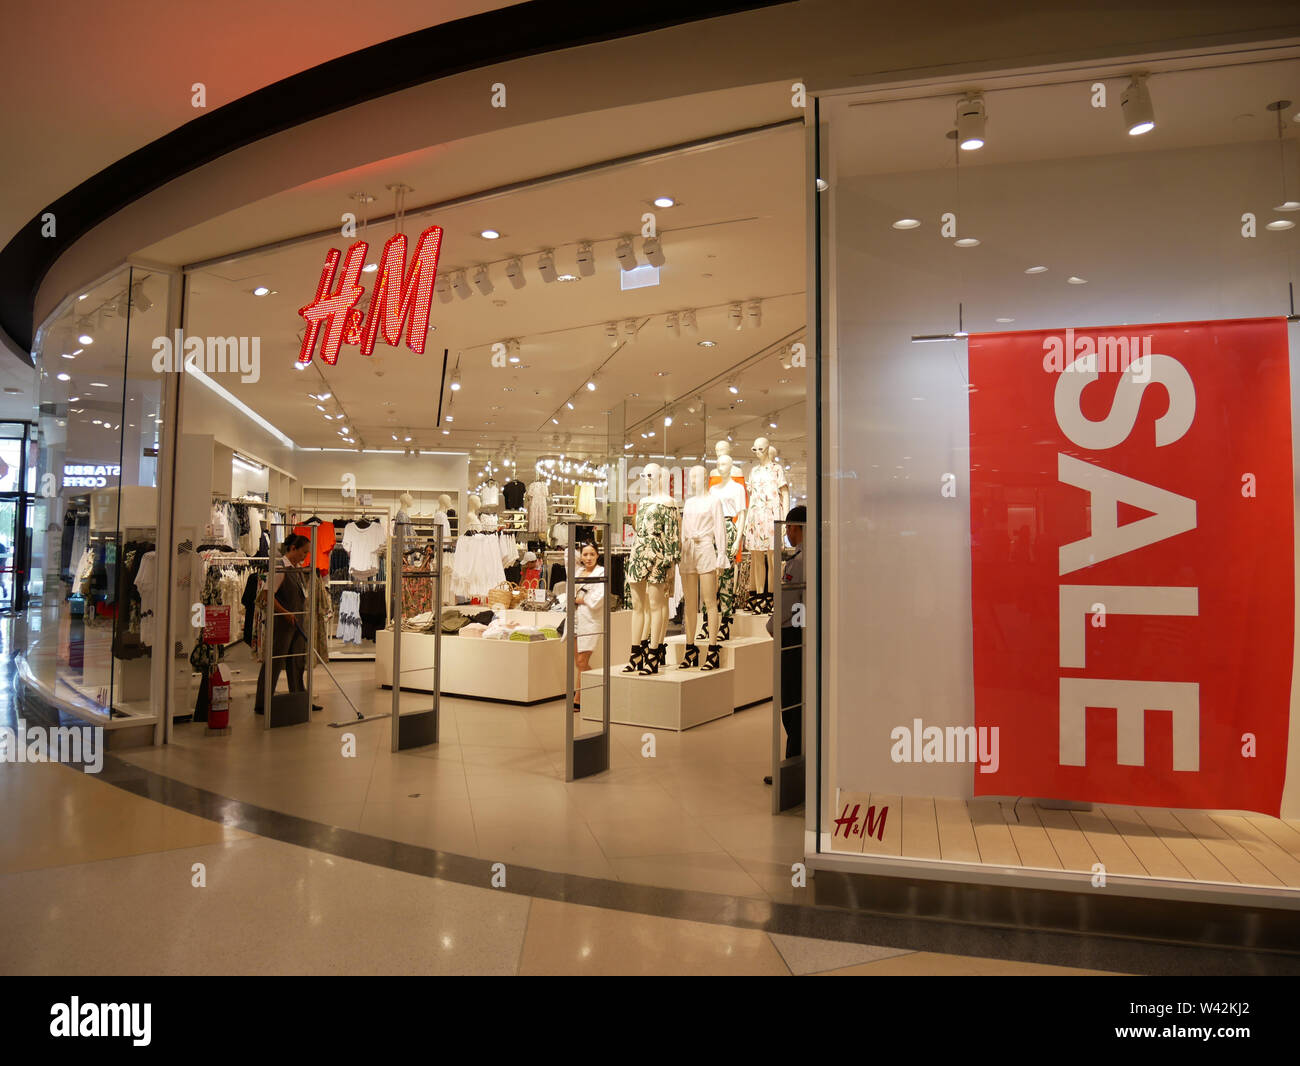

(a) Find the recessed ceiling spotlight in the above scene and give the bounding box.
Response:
[362,263,378,274]
[956,93,986,150]
[586,380,597,392]
[78,293,88,301]
[1121,74,1155,136]
[653,196,675,208]
[551,417,559,425]
[253,286,271,296]
[698,340,717,348]
[728,380,739,394]
[1067,276,1088,284]
[480,229,501,240]
[955,237,980,247]
[1266,219,1296,230]
[450,368,462,391]
[78,334,93,345]
[1025,266,1048,274]
[56,372,71,382]
[566,401,575,410]
[404,436,412,442]
[892,218,921,229]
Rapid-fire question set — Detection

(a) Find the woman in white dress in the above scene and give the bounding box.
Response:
[571,542,605,710]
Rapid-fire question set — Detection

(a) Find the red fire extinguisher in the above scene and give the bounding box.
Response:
[208,665,231,730]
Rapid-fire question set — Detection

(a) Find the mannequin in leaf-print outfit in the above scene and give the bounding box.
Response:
[623,464,680,675]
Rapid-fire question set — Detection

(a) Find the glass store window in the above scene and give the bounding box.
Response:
[27,266,169,720]
[819,53,1300,895]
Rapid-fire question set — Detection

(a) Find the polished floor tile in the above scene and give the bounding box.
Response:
[768,932,914,974]
[816,951,1124,976]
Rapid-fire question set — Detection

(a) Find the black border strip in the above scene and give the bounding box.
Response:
[13,676,1300,974]
[0,0,787,355]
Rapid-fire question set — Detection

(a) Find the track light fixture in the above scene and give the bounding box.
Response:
[728,379,740,395]
[586,378,597,392]
[683,309,698,333]
[606,322,619,348]
[643,235,665,267]
[505,258,526,289]
[576,241,596,277]
[747,299,762,328]
[623,318,637,339]
[451,271,471,299]
[728,304,744,330]
[130,281,152,313]
[1121,74,1155,136]
[615,236,638,271]
[956,93,986,150]
[473,264,494,296]
[768,413,778,429]
[666,312,680,337]
[537,249,557,283]
[450,367,462,391]
[435,273,452,303]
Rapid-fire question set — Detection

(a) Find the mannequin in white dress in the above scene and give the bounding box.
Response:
[744,435,789,612]
[679,466,728,670]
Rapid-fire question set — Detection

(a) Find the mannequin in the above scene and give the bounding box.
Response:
[744,436,789,612]
[464,494,483,533]
[395,492,415,527]
[707,440,747,640]
[431,493,452,542]
[678,466,729,670]
[623,463,681,675]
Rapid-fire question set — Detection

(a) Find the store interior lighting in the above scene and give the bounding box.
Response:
[505,258,526,289]
[576,241,596,277]
[537,249,557,282]
[747,299,762,328]
[643,235,665,267]
[473,265,494,295]
[1121,74,1155,136]
[451,271,471,299]
[435,273,452,302]
[728,304,743,330]
[615,236,637,271]
[956,93,986,150]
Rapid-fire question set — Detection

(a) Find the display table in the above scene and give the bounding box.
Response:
[376,629,566,704]
[664,634,772,708]
[581,663,734,731]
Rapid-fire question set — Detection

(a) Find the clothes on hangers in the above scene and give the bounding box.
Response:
[574,482,597,518]
[502,479,526,510]
[336,590,363,645]
[450,532,507,601]
[294,520,336,571]
[526,480,549,534]
[343,519,386,576]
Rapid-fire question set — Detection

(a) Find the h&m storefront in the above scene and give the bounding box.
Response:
[12,4,1300,943]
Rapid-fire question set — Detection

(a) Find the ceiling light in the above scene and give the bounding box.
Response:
[78,334,93,345]
[1267,219,1296,231]
[78,294,88,301]
[505,258,525,289]
[445,413,454,422]
[747,299,762,327]
[473,265,493,295]
[698,340,716,348]
[435,274,452,303]
[1276,201,1300,212]
[728,380,739,394]
[57,373,71,382]
[892,218,921,229]
[452,271,472,299]
[442,429,450,435]
[954,237,980,247]
[1067,276,1088,284]
[131,282,153,311]
[1025,266,1048,274]
[73,348,83,355]
[665,312,680,337]
[480,229,501,240]
[392,433,399,441]
[316,404,326,411]
[557,273,579,282]
[956,93,986,150]
[576,241,596,277]
[815,178,828,192]
[643,235,665,267]
[664,411,673,427]
[450,367,462,391]
[362,263,378,274]
[566,401,575,410]
[1121,74,1155,136]
[61,352,74,359]
[653,196,675,208]
[253,286,270,296]
[586,380,597,392]
[551,418,559,425]
[404,436,412,443]
[537,249,557,283]
[995,317,1015,323]
[769,415,778,429]
[624,318,637,338]
[615,236,637,271]
[324,414,334,420]
[728,304,743,330]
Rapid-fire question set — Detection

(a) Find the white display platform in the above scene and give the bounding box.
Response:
[376,629,565,704]
[580,664,734,731]
[686,610,770,641]
[664,634,772,708]
[498,608,631,669]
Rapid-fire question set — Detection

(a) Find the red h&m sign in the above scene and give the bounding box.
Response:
[968,318,1293,815]
[297,224,443,366]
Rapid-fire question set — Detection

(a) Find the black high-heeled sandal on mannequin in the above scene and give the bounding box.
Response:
[701,644,721,671]
[638,643,661,675]
[680,643,699,669]
[622,639,647,673]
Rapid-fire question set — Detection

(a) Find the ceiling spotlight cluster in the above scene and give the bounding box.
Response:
[534,456,607,486]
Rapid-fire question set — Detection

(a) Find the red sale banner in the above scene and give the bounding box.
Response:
[968,318,1293,815]
[202,605,231,646]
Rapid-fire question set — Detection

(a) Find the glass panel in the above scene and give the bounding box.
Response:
[822,56,1300,886]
